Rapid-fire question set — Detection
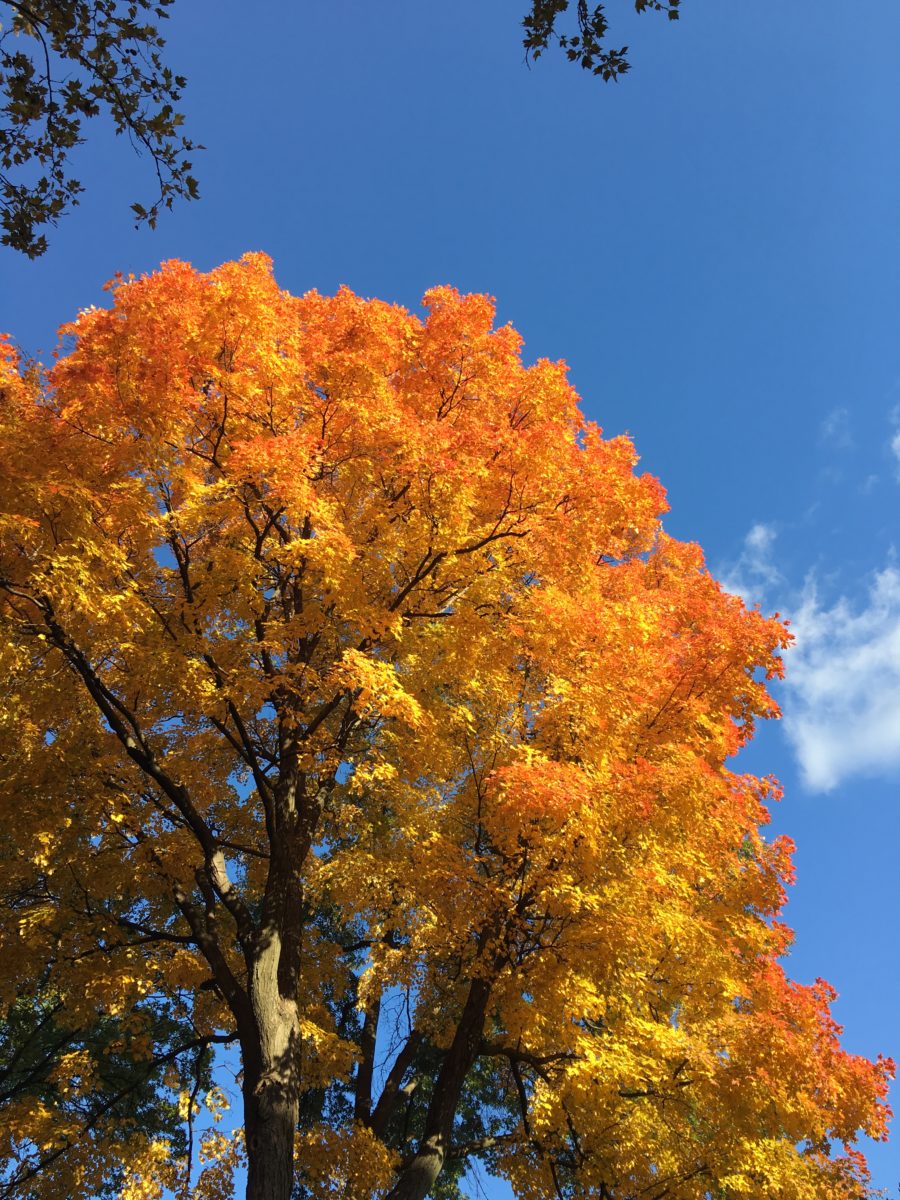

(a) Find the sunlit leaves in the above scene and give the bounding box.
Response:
[0,257,891,1199]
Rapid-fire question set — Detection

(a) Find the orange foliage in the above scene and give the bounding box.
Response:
[0,255,891,1200]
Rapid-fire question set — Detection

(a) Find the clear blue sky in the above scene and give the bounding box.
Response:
[3,1,899,1192]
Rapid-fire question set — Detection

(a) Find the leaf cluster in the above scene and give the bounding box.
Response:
[0,0,197,256]
[523,0,681,79]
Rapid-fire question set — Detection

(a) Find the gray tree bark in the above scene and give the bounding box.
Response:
[387,976,493,1200]
[242,935,302,1200]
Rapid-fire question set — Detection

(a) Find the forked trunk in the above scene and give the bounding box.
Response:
[387,977,493,1200]
[388,1137,446,1200]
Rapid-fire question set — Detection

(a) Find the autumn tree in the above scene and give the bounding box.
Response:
[0,255,892,1200]
[0,0,196,257]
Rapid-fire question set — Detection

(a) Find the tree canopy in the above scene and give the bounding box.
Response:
[0,255,892,1200]
[0,0,196,257]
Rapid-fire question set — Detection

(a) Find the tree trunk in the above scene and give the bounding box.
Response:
[243,935,301,1200]
[388,1136,447,1200]
[244,1077,298,1200]
[388,976,492,1200]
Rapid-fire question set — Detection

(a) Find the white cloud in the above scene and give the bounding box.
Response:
[781,567,900,791]
[719,522,782,604]
[721,526,900,792]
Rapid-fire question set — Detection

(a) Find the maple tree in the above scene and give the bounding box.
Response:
[0,254,892,1200]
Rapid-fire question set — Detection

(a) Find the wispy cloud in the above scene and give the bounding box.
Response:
[860,473,879,495]
[886,403,900,481]
[782,568,900,791]
[819,406,852,450]
[890,428,900,480]
[719,522,782,605]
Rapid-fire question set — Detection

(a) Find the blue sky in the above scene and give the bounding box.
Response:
[2,0,899,1191]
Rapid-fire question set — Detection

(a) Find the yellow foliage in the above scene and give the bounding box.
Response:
[0,260,890,1200]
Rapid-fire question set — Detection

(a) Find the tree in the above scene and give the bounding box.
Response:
[0,0,197,257]
[523,1,682,79]
[0,254,892,1200]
